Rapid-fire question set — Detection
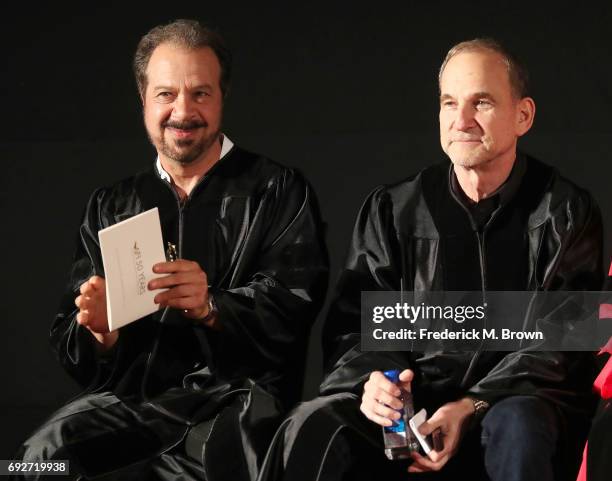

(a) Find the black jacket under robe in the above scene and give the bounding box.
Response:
[49,145,329,480]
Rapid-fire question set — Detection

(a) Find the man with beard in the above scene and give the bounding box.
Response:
[258,39,602,481]
[14,19,328,481]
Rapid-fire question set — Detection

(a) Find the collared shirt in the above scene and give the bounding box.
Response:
[155,134,234,184]
[449,154,526,231]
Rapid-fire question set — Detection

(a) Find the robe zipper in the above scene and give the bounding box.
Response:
[459,204,502,389]
[459,231,486,388]
[139,174,210,425]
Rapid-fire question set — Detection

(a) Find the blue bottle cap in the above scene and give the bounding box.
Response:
[383,369,400,383]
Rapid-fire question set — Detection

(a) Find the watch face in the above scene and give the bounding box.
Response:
[474,400,489,414]
[210,295,218,313]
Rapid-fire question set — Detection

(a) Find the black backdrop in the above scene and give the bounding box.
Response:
[2,2,611,456]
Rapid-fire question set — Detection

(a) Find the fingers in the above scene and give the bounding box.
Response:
[364,384,404,410]
[154,283,207,303]
[407,463,426,473]
[368,371,402,396]
[359,403,396,427]
[418,409,458,461]
[76,309,89,325]
[398,368,414,392]
[75,293,93,310]
[80,276,105,294]
[76,278,105,310]
[426,446,444,463]
[89,276,105,290]
[158,293,207,311]
[153,259,201,274]
[360,394,402,419]
[417,419,437,437]
[417,415,452,460]
[408,451,450,473]
[360,371,406,427]
[363,372,403,407]
[418,407,447,436]
[148,270,207,291]
[80,281,93,296]
[75,277,108,333]
[148,261,209,314]
[75,286,90,325]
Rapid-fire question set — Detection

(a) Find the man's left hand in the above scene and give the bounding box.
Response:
[407,398,474,474]
[148,259,215,326]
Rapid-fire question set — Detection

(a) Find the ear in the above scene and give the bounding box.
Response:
[516,97,535,137]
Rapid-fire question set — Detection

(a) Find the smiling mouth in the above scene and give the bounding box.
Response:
[167,127,200,138]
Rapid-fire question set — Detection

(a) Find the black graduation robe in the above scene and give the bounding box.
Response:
[321,155,602,411]
[45,145,329,480]
[257,154,603,481]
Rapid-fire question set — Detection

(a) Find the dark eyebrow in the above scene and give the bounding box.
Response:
[152,84,214,93]
[471,91,496,101]
[440,92,497,102]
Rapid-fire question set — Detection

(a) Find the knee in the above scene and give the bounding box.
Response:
[481,396,559,452]
[17,421,69,464]
[280,397,336,460]
[280,394,359,464]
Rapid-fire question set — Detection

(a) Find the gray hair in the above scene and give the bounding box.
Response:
[438,38,530,99]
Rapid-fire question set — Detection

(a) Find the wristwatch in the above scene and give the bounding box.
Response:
[198,294,218,324]
[467,397,490,419]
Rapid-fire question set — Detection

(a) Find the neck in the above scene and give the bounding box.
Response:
[159,135,223,200]
[454,151,517,202]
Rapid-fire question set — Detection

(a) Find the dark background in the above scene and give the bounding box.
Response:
[2,2,611,456]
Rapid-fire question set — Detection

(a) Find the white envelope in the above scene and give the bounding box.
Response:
[99,208,167,331]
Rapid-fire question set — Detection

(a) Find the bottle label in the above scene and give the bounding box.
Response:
[384,410,406,433]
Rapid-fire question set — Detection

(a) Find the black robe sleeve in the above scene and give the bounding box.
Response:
[320,186,409,397]
[49,188,113,390]
[466,190,604,412]
[203,169,329,400]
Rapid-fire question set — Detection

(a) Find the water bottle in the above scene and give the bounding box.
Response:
[382,369,420,460]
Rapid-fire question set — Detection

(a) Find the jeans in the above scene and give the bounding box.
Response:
[274,395,577,481]
[480,395,560,481]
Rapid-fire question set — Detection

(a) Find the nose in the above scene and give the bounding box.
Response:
[453,103,477,131]
[172,92,196,120]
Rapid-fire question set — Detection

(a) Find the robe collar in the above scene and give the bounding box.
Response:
[155,134,234,184]
[448,152,526,231]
